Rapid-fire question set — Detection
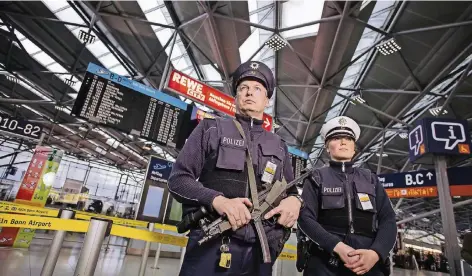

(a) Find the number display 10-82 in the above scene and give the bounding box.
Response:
[0,115,42,139]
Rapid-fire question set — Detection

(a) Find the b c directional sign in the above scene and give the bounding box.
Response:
[378,166,472,198]
[408,118,471,162]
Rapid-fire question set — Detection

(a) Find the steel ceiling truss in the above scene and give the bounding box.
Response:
[1,1,472,180]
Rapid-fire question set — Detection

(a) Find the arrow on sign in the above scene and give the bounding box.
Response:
[426,172,433,180]
[264,117,271,128]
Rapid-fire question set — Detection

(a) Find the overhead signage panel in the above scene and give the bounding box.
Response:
[378,166,472,198]
[165,69,273,131]
[408,118,471,162]
[71,63,190,148]
[0,114,43,141]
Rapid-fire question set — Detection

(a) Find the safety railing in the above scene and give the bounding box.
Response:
[0,200,297,276]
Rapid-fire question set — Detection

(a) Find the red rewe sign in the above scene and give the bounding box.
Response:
[166,69,273,131]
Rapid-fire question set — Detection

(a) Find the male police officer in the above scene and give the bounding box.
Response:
[168,61,303,275]
[297,116,397,275]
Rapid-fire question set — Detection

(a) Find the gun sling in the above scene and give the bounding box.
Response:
[233,119,272,264]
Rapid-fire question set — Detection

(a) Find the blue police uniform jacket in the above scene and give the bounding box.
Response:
[168,113,298,250]
[298,161,397,272]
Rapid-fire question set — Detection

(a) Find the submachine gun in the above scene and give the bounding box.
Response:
[176,169,313,245]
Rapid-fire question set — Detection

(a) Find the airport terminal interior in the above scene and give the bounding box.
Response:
[0,0,472,275]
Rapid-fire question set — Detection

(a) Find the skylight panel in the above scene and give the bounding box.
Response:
[201,64,222,81]
[20,39,42,56]
[54,7,86,26]
[13,30,25,40]
[137,0,159,14]
[239,29,262,62]
[47,63,68,74]
[33,52,56,67]
[98,54,120,68]
[110,65,128,76]
[146,9,168,26]
[280,1,324,39]
[85,40,109,58]
[42,0,69,13]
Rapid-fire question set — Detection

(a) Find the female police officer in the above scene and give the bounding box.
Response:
[168,61,303,275]
[297,116,396,275]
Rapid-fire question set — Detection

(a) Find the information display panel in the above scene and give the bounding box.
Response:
[0,114,43,141]
[72,63,190,148]
[287,147,309,180]
[136,156,174,223]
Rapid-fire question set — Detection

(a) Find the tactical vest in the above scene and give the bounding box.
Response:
[198,117,286,199]
[312,167,378,238]
[194,117,289,243]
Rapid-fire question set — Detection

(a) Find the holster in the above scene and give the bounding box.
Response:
[381,257,392,276]
[296,237,312,272]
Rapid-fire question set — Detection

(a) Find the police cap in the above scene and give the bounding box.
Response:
[232,61,275,99]
[320,116,361,142]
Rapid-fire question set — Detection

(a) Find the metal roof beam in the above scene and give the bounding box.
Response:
[0,10,89,28]
[300,3,350,147]
[353,40,472,162]
[164,2,206,80]
[437,57,472,116]
[198,1,231,93]
[96,11,175,30]
[335,92,412,127]
[284,40,321,85]
[397,199,472,225]
[212,13,275,33]
[278,14,342,33]
[0,98,56,105]
[394,20,472,36]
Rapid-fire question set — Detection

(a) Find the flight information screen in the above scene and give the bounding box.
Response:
[288,147,309,180]
[72,63,189,148]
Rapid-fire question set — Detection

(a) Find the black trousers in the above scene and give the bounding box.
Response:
[303,254,385,276]
[179,230,278,276]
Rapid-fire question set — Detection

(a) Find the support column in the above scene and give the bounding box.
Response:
[151,193,171,269]
[434,155,461,276]
[138,223,155,276]
[74,218,112,276]
[40,209,75,276]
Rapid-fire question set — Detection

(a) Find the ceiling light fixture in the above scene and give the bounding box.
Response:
[5,74,18,83]
[376,38,401,56]
[78,30,96,44]
[64,78,77,87]
[349,92,366,105]
[399,132,408,139]
[429,107,448,116]
[265,34,287,52]
[55,105,69,113]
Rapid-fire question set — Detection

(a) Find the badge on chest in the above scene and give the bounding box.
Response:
[357,193,373,210]
[261,160,277,183]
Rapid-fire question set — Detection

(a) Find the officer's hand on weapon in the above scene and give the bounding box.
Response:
[345,249,380,275]
[333,242,360,265]
[263,196,301,228]
[212,196,253,231]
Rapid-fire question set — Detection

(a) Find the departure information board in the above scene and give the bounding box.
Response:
[288,147,309,179]
[72,63,189,148]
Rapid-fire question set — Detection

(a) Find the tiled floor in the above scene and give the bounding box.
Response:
[0,234,451,276]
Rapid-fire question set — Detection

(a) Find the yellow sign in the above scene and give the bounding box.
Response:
[110,225,188,248]
[0,213,89,232]
[278,252,297,261]
[283,244,297,251]
[0,201,58,217]
[0,213,297,261]
[74,213,151,228]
